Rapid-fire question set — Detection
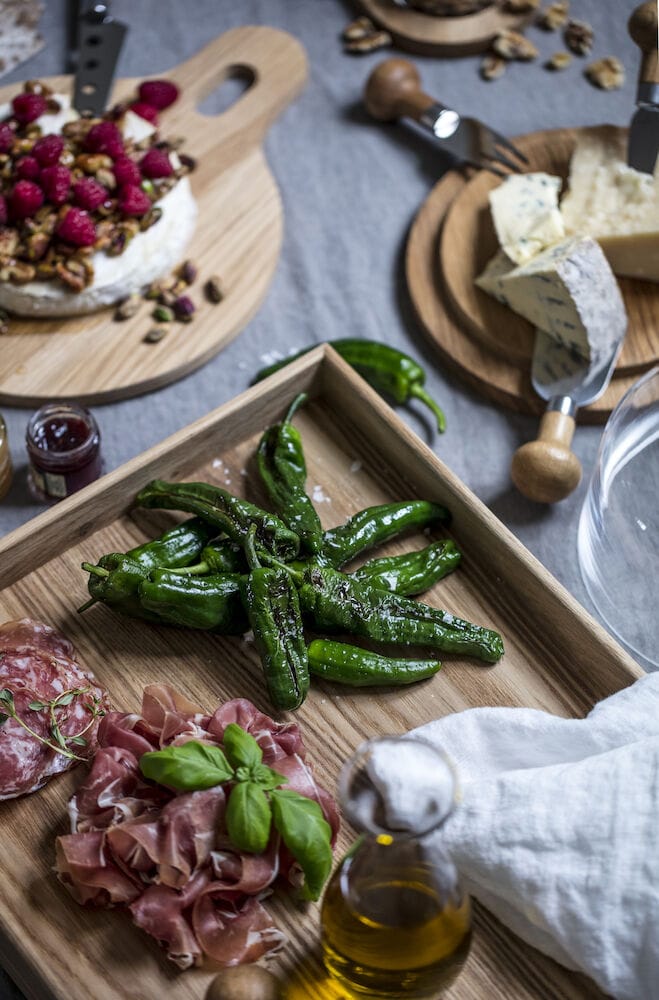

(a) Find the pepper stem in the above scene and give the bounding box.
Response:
[169,561,209,576]
[77,597,98,614]
[283,392,308,425]
[410,384,446,433]
[81,562,110,579]
[244,525,262,571]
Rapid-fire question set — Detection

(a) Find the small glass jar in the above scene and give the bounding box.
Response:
[26,402,102,503]
[0,414,13,501]
[321,736,472,999]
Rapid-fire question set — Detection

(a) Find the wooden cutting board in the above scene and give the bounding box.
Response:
[0,346,641,999]
[354,0,530,56]
[0,27,307,406]
[407,126,657,422]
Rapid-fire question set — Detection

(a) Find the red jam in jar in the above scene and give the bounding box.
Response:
[26,402,102,502]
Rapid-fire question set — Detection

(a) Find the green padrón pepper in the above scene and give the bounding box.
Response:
[135,479,300,561]
[353,539,461,596]
[256,393,323,555]
[241,567,310,711]
[322,500,450,569]
[126,517,216,572]
[298,565,503,664]
[308,640,441,686]
[80,553,160,621]
[254,339,446,433]
[171,539,247,576]
[138,571,248,634]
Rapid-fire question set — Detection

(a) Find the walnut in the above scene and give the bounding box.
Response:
[565,19,593,55]
[75,153,113,174]
[492,29,538,60]
[480,53,507,80]
[585,56,625,90]
[25,232,50,261]
[0,230,19,257]
[345,30,392,54]
[342,16,375,41]
[538,1,569,30]
[545,51,572,70]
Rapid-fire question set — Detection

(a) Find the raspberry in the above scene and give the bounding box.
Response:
[137,79,179,110]
[32,133,64,166]
[72,177,108,211]
[56,207,96,247]
[9,180,44,220]
[0,196,7,225]
[112,156,141,187]
[12,92,47,124]
[140,148,173,179]
[129,102,159,125]
[84,121,124,159]
[117,183,151,216]
[40,164,72,206]
[0,123,15,154]
[15,156,40,181]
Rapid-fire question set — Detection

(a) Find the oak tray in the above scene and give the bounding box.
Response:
[0,27,307,406]
[0,346,641,999]
[407,126,657,422]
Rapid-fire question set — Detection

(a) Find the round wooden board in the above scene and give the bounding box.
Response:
[405,160,643,424]
[440,126,659,376]
[355,0,529,55]
[0,27,307,406]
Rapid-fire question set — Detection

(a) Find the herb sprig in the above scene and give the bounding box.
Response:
[0,686,105,762]
[140,722,333,900]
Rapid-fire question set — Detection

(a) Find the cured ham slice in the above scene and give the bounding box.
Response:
[56,685,339,970]
[0,619,109,800]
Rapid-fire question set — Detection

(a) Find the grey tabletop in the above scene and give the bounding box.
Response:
[0,0,647,996]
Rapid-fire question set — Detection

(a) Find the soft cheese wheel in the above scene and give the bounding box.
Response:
[476,236,627,361]
[560,127,659,283]
[0,95,197,317]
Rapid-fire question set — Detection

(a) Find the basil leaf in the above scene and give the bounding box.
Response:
[252,763,287,790]
[222,723,262,769]
[140,740,235,790]
[226,781,271,854]
[270,788,333,901]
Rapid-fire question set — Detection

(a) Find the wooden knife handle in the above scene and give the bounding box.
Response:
[511,411,582,504]
[364,59,435,123]
[629,1,659,88]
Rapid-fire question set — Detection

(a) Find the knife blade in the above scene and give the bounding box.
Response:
[627,2,659,173]
[510,331,624,504]
[72,2,127,116]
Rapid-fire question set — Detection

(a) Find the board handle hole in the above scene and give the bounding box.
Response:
[196,66,254,117]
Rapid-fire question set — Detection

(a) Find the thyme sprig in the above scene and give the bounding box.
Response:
[0,686,105,762]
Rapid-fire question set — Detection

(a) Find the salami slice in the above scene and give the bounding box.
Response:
[0,618,109,800]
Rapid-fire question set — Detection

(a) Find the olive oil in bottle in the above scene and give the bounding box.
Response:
[321,737,472,999]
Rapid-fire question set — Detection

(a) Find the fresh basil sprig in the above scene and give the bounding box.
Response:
[139,723,333,899]
[140,740,234,790]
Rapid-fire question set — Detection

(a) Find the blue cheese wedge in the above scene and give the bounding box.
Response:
[476,236,627,361]
[489,172,565,265]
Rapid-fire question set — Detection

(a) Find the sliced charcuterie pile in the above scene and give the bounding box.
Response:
[0,618,109,800]
[56,684,339,969]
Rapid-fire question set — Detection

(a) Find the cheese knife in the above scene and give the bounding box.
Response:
[510,332,624,504]
[628,1,659,174]
[71,1,127,116]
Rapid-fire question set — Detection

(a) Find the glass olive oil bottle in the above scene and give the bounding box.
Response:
[321,737,471,999]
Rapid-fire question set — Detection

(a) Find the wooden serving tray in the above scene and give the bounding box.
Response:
[0,347,641,999]
[0,27,307,406]
[355,0,530,56]
[407,127,656,422]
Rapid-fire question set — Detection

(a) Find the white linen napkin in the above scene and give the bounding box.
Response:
[411,673,659,1000]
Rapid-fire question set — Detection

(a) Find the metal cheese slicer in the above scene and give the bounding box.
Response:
[511,332,624,504]
[363,58,528,175]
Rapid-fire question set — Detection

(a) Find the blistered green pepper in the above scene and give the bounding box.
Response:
[138,570,248,634]
[308,639,441,686]
[322,500,451,569]
[353,539,461,596]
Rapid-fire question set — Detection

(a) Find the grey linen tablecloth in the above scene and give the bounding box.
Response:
[0,1,646,996]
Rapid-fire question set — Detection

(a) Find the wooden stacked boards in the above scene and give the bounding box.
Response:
[0,348,641,998]
[0,27,307,405]
[407,126,659,423]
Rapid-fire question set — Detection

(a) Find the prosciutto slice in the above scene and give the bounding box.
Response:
[0,619,109,800]
[56,684,339,970]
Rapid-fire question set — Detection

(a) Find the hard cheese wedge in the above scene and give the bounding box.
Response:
[560,127,659,283]
[476,236,627,361]
[489,172,565,265]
